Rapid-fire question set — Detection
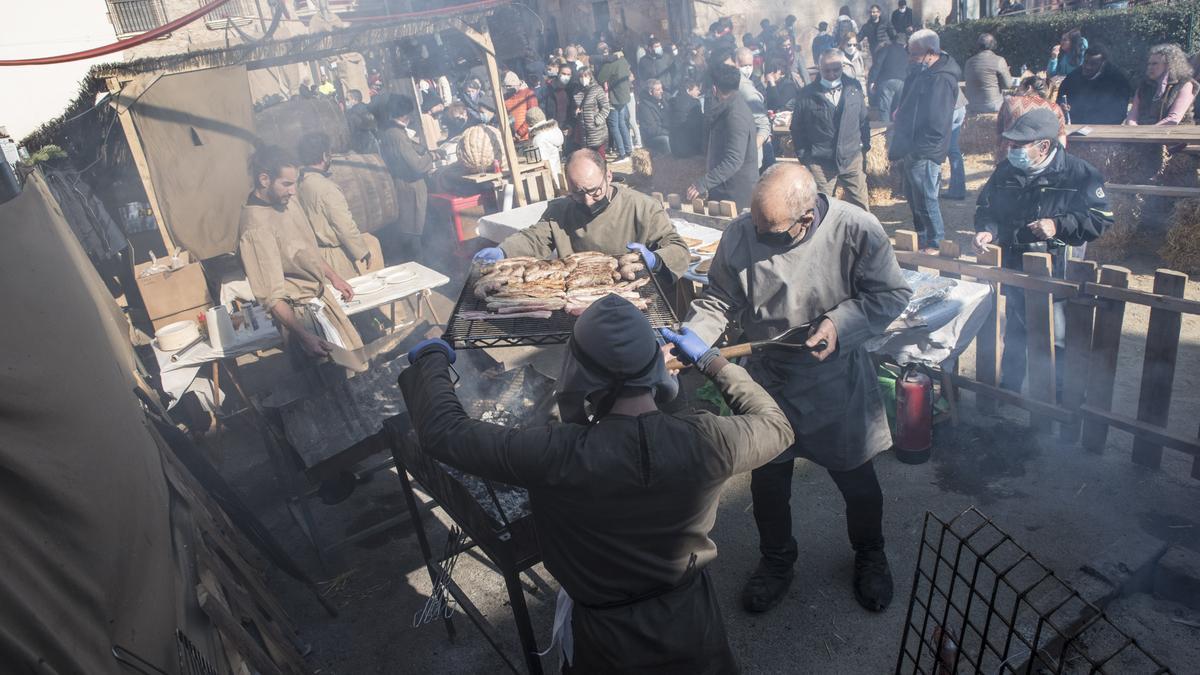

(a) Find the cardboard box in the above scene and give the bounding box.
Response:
[135,252,212,326]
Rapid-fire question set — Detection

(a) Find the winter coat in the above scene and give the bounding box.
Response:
[378,121,434,235]
[858,18,895,53]
[637,53,676,93]
[597,55,633,106]
[698,94,759,210]
[975,148,1112,277]
[637,92,669,140]
[668,92,705,158]
[1055,62,1133,125]
[964,50,1013,114]
[791,76,870,175]
[890,52,963,163]
[504,86,540,140]
[574,82,612,149]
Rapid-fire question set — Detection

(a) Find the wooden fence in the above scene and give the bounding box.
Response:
[651,189,1200,480]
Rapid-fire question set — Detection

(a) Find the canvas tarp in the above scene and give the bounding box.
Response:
[0,173,210,673]
[126,65,257,260]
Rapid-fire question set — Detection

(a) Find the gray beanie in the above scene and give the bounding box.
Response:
[557,295,678,419]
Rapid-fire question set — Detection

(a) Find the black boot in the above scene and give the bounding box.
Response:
[853,548,893,612]
[741,558,794,613]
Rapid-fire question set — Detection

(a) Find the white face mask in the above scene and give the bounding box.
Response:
[844,46,858,57]
[821,77,841,89]
[419,81,431,93]
[580,77,591,87]
[653,46,663,56]
[739,64,754,78]
[559,74,571,84]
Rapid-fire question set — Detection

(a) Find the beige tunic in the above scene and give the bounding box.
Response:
[297,169,372,279]
[237,198,363,350]
[497,185,691,279]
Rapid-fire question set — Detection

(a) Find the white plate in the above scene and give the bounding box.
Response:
[381,269,416,285]
[352,279,386,295]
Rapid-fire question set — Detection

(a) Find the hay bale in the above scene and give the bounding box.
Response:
[1157,147,1200,187]
[865,137,891,181]
[959,113,998,157]
[1088,193,1140,263]
[1160,198,1200,274]
[1068,143,1161,184]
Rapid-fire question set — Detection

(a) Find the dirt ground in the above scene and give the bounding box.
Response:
[203,156,1200,674]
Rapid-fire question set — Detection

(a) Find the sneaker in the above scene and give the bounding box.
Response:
[741,559,795,613]
[853,549,894,612]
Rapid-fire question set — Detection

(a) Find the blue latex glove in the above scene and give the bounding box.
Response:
[473,247,505,263]
[626,242,658,271]
[660,327,709,365]
[407,337,457,365]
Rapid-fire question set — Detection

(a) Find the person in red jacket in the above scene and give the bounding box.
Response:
[503,70,540,141]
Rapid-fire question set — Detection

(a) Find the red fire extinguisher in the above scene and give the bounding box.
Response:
[895,365,933,464]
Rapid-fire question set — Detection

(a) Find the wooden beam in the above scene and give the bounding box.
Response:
[1103,183,1200,198]
[975,244,1002,413]
[108,78,177,253]
[949,374,1074,423]
[893,229,919,271]
[1081,280,1200,316]
[1132,269,1188,468]
[1023,252,1057,433]
[894,250,1080,296]
[1080,405,1200,457]
[456,21,526,208]
[1059,260,1097,443]
[1080,265,1130,453]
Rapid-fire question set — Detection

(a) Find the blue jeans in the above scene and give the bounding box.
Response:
[946,106,966,197]
[875,79,904,119]
[903,157,945,248]
[606,103,632,157]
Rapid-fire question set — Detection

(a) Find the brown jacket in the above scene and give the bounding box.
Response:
[297,168,372,279]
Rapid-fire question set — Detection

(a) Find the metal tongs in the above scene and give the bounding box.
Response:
[666,324,828,371]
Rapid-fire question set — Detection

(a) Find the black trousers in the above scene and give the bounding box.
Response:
[750,458,884,568]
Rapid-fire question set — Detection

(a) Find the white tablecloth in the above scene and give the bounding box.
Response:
[475,200,554,243]
[865,270,994,367]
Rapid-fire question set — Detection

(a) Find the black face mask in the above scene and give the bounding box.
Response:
[585,195,610,217]
[755,229,796,248]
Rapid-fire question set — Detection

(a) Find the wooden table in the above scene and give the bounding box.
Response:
[1065,124,1200,145]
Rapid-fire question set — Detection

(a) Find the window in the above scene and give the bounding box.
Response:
[108,0,168,37]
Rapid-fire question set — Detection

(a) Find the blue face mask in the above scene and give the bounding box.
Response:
[820,77,840,89]
[1007,146,1033,171]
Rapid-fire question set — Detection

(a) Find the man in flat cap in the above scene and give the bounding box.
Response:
[973,107,1112,394]
[399,296,795,672]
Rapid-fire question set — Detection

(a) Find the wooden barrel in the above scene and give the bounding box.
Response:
[254,96,351,154]
[328,153,398,233]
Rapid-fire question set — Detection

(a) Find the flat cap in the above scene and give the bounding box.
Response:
[1002,108,1059,143]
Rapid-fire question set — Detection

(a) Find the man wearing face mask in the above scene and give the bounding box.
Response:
[730,47,772,167]
[680,162,911,615]
[638,38,676,94]
[973,108,1111,394]
[473,149,690,280]
[791,49,871,212]
[399,296,794,672]
[687,64,759,210]
[890,29,961,253]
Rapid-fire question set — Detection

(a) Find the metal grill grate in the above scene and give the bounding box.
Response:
[896,508,1171,675]
[444,265,680,349]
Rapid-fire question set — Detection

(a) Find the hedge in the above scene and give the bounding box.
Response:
[937,2,1200,82]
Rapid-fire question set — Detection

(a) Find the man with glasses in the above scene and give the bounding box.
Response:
[678,162,911,616]
[973,108,1111,395]
[473,150,691,280]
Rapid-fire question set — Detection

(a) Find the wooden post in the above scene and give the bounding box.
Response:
[705,200,720,215]
[455,23,526,206]
[719,200,737,217]
[409,75,440,152]
[1023,252,1056,433]
[893,230,919,271]
[108,77,177,253]
[974,244,1002,413]
[1131,269,1189,468]
[1081,265,1130,453]
[692,197,706,213]
[667,193,682,210]
[1059,260,1098,443]
[937,240,961,279]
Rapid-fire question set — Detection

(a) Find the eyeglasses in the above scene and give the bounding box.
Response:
[570,182,607,200]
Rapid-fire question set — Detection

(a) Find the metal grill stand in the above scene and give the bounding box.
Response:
[385,364,558,674]
[897,507,1171,674]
